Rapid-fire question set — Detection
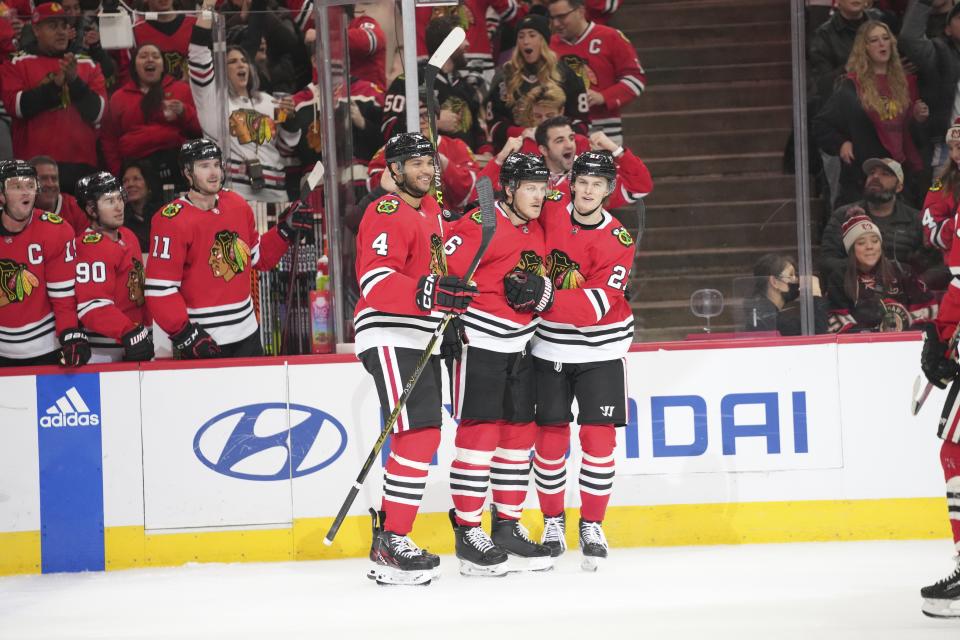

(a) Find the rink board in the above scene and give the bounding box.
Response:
[0,334,951,576]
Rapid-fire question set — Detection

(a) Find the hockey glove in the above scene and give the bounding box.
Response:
[59,328,91,367]
[122,324,155,362]
[171,322,221,360]
[277,201,315,243]
[851,296,885,329]
[440,316,467,362]
[921,323,958,389]
[415,275,477,314]
[504,271,553,313]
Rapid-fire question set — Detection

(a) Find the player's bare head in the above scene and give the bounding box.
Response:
[180,138,223,195]
[548,0,587,40]
[76,171,125,230]
[501,153,548,221]
[570,151,615,215]
[535,116,577,173]
[0,160,38,221]
[385,133,435,199]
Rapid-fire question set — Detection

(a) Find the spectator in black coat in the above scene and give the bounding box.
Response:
[741,253,830,335]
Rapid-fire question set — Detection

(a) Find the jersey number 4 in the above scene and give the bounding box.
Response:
[372,232,389,256]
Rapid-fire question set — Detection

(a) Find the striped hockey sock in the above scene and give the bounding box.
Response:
[491,421,537,520]
[941,440,960,551]
[450,421,499,526]
[381,427,441,535]
[534,424,570,517]
[579,424,616,522]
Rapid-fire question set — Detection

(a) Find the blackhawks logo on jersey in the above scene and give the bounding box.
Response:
[470,209,483,225]
[82,232,102,244]
[161,203,183,218]
[562,55,598,91]
[429,233,448,276]
[40,212,63,224]
[514,250,545,276]
[208,230,251,282]
[0,259,40,308]
[127,258,145,306]
[376,198,400,215]
[545,249,584,290]
[930,179,943,192]
[229,108,277,146]
[611,226,634,247]
[545,189,563,202]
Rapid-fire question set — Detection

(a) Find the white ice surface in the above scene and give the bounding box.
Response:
[2,540,960,640]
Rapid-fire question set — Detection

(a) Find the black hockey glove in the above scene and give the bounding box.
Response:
[415,275,477,314]
[277,201,315,243]
[171,323,221,360]
[121,324,155,362]
[921,323,958,390]
[59,328,91,367]
[503,271,553,313]
[440,316,468,362]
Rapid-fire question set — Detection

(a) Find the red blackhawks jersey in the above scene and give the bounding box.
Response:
[416,1,522,74]
[133,15,197,81]
[0,210,78,359]
[0,52,106,167]
[445,203,544,353]
[587,0,622,23]
[75,226,147,354]
[550,23,645,140]
[353,192,447,354]
[144,190,288,346]
[348,15,386,91]
[54,193,87,236]
[532,201,636,363]
[548,149,652,210]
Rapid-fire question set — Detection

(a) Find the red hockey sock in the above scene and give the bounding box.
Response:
[579,424,616,522]
[450,420,500,526]
[941,439,960,550]
[491,420,537,521]
[381,427,441,535]
[534,424,570,518]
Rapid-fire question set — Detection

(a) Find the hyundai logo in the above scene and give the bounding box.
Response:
[193,403,347,481]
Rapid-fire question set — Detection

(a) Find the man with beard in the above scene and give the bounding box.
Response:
[818,158,935,287]
[0,3,106,192]
[144,138,312,359]
[29,156,86,233]
[0,159,88,368]
[73,171,153,363]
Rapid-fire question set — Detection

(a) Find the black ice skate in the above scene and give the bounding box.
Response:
[490,505,553,572]
[921,557,960,618]
[578,518,608,572]
[449,509,508,577]
[367,509,437,586]
[540,512,567,557]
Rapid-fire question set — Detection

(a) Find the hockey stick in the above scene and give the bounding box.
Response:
[912,375,933,416]
[422,26,465,210]
[323,176,497,546]
[280,161,324,355]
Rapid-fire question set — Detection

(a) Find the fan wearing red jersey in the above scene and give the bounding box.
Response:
[443,153,552,576]
[132,0,196,81]
[144,138,312,359]
[548,0,645,144]
[356,132,477,586]
[0,159,89,368]
[504,151,635,571]
[73,172,153,363]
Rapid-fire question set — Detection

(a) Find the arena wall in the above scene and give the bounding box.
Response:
[0,333,950,576]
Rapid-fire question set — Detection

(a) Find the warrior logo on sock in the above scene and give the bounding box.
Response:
[127,258,145,306]
[545,249,584,290]
[430,233,448,276]
[0,259,39,308]
[208,230,251,282]
[514,250,545,276]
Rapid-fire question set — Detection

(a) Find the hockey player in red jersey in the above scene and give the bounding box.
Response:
[73,172,154,363]
[442,153,553,575]
[503,151,636,570]
[0,159,89,367]
[355,132,478,585]
[548,0,645,144]
[144,138,312,359]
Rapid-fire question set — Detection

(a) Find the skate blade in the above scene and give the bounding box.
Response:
[504,553,555,573]
[458,558,509,577]
[580,554,605,572]
[922,597,960,618]
[366,564,433,586]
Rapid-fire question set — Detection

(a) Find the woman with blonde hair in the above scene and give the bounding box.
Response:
[814,20,929,206]
[486,14,589,152]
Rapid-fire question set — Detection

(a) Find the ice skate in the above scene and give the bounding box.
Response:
[579,518,608,572]
[490,505,553,572]
[921,557,960,618]
[367,509,436,586]
[449,509,509,577]
[540,512,567,557]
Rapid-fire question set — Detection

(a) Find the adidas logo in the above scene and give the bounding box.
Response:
[39,386,100,428]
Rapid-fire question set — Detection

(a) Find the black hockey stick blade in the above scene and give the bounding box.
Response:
[323,177,496,547]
